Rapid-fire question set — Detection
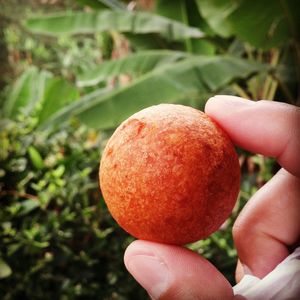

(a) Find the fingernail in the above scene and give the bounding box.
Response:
[126,254,170,299]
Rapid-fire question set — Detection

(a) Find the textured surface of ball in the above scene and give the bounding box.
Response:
[100,104,240,245]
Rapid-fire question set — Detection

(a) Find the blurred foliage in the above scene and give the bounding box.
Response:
[0,0,298,299]
[0,117,147,299]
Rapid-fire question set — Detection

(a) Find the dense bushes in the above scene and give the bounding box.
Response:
[0,117,147,299]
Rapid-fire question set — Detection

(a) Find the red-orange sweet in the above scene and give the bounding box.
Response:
[99,104,240,245]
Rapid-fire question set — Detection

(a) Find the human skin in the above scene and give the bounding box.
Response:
[124,96,300,300]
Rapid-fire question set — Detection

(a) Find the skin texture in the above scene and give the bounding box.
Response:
[123,96,300,300]
[100,104,240,245]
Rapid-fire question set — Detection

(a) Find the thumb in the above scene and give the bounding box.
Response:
[124,240,234,300]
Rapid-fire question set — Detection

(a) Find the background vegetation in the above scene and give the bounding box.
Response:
[0,0,299,299]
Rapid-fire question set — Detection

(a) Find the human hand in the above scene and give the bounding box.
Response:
[123,96,300,299]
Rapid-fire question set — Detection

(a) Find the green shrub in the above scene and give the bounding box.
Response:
[0,116,147,300]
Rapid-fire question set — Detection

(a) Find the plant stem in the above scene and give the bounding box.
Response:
[0,190,39,201]
[232,83,251,99]
[275,75,296,104]
[267,80,278,101]
[262,49,280,100]
[180,0,193,53]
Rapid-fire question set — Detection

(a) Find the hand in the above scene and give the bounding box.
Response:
[123,96,300,299]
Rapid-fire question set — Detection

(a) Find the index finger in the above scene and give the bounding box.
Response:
[205,96,300,177]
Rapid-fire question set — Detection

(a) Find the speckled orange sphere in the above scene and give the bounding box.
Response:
[99,104,240,245]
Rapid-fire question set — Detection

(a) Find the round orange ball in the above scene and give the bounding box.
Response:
[99,104,240,245]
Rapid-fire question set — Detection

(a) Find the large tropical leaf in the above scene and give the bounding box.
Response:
[76,0,126,10]
[37,77,79,125]
[155,0,216,54]
[196,0,294,49]
[41,55,267,130]
[25,10,204,41]
[122,33,169,50]
[77,50,190,87]
[3,67,52,118]
[3,68,79,124]
[38,88,112,129]
[195,0,236,38]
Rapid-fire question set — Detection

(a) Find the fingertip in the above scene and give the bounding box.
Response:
[205,96,300,176]
[124,240,234,300]
[205,95,253,115]
[124,241,171,300]
[124,240,153,264]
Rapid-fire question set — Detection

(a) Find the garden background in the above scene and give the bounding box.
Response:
[0,0,299,299]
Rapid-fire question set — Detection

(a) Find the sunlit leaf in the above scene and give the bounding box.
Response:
[25,10,204,41]
[37,78,79,125]
[19,199,40,216]
[77,50,190,87]
[28,146,44,170]
[3,67,52,118]
[41,55,267,130]
[0,259,12,279]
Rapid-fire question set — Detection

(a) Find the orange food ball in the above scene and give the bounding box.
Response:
[99,104,240,245]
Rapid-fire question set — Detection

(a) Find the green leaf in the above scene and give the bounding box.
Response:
[3,67,52,118]
[7,244,22,256]
[28,146,44,170]
[77,0,127,10]
[37,78,79,125]
[38,88,112,130]
[228,0,290,49]
[0,259,12,279]
[32,241,49,248]
[96,0,127,10]
[77,50,190,87]
[155,0,187,22]
[185,0,217,54]
[123,33,168,50]
[196,0,292,49]
[195,0,237,38]
[52,165,65,178]
[41,55,266,130]
[19,199,40,216]
[75,0,109,10]
[3,68,78,125]
[155,0,216,54]
[25,10,204,41]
